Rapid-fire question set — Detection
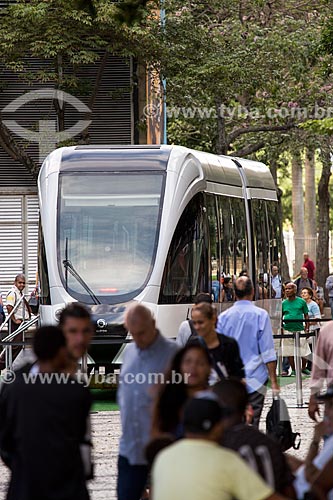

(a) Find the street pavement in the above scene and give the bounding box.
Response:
[0,377,320,500]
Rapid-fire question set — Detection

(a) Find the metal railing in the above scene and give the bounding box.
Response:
[0,315,39,370]
[275,317,332,407]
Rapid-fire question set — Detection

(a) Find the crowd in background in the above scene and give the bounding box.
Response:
[0,265,333,500]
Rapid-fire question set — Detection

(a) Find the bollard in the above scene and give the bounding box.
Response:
[294,331,303,407]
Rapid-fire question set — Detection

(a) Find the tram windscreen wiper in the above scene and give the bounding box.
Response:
[63,258,101,305]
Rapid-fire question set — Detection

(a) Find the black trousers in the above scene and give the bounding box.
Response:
[117,455,149,500]
[0,321,22,370]
[248,380,268,428]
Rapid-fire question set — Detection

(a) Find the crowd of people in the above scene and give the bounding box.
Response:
[0,267,333,499]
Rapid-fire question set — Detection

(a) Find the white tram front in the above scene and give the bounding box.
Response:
[38,145,282,367]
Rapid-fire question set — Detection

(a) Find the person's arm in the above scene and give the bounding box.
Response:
[310,457,333,499]
[304,313,310,334]
[258,313,280,393]
[308,333,326,421]
[266,360,280,394]
[176,321,191,347]
[304,422,326,483]
[5,305,21,325]
[325,276,333,291]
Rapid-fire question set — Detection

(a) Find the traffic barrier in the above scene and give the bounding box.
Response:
[274,317,326,407]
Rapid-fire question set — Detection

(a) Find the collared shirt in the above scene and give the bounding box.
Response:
[271,275,282,299]
[152,439,273,500]
[118,332,178,465]
[310,321,333,392]
[216,301,276,393]
[6,285,30,321]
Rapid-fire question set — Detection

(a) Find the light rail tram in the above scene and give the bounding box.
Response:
[38,145,282,369]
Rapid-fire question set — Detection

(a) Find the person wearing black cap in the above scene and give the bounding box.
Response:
[293,385,333,500]
[213,379,295,497]
[176,293,213,346]
[152,394,285,500]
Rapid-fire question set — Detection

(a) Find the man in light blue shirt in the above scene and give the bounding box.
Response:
[216,277,279,427]
[117,304,178,500]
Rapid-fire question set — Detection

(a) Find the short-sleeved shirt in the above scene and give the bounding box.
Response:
[152,439,273,500]
[221,423,294,494]
[307,300,321,332]
[282,297,308,332]
[6,285,30,321]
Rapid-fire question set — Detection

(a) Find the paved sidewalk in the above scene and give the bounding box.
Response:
[0,378,318,500]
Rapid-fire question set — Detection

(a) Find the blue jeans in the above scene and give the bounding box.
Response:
[117,455,149,500]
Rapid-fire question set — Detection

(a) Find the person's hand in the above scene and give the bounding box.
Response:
[313,421,326,442]
[308,394,320,421]
[245,404,254,424]
[271,381,280,397]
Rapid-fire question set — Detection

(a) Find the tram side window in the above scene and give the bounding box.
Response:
[159,194,209,304]
[230,197,249,278]
[206,194,220,302]
[38,222,51,305]
[217,197,233,279]
[266,200,282,284]
[251,199,270,299]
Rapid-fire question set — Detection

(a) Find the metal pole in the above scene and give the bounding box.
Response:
[294,331,303,407]
[22,295,26,349]
[277,338,283,376]
[81,352,88,375]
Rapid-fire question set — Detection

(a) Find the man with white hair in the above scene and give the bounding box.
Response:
[117,304,178,500]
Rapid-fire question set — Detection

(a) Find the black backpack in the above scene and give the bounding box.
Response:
[266,397,301,451]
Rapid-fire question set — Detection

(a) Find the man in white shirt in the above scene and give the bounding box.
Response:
[271,266,282,299]
[0,275,31,370]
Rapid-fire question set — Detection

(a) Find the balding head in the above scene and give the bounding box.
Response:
[303,253,309,260]
[285,282,297,299]
[234,277,254,300]
[300,267,308,279]
[125,304,157,349]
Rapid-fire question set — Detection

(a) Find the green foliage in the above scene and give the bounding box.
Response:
[141,0,333,156]
[300,118,333,134]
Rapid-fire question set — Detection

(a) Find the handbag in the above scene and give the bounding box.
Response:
[28,294,39,315]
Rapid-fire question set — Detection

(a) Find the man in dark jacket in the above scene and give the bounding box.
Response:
[0,326,92,500]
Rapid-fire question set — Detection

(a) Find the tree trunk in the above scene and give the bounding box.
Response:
[81,50,109,143]
[270,159,290,281]
[316,142,331,289]
[215,98,228,155]
[291,151,305,276]
[304,148,317,262]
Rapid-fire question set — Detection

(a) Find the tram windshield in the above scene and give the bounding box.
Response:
[58,172,164,304]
